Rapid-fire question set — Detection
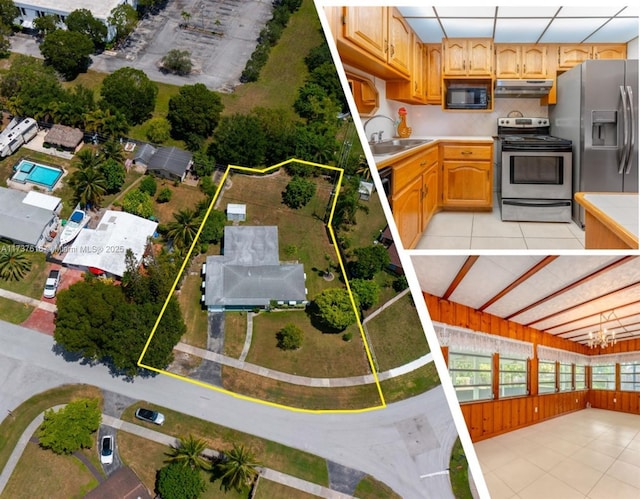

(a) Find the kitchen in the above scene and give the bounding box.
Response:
[322,5,639,250]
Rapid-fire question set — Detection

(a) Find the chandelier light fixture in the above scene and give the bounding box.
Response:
[587,311,620,349]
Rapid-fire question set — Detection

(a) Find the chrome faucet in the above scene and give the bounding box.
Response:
[363,114,397,143]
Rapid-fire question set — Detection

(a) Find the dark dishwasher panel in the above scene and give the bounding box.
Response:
[378,167,392,204]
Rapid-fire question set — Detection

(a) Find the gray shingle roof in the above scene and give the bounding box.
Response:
[147,146,192,177]
[133,143,157,165]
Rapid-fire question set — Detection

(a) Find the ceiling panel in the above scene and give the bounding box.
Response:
[406,19,445,43]
[411,255,468,298]
[556,7,628,17]
[587,17,640,43]
[440,18,495,38]
[540,18,614,43]
[494,19,553,43]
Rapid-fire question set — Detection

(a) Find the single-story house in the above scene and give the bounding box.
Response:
[43,124,84,152]
[204,226,307,312]
[132,143,157,167]
[14,1,137,42]
[227,203,246,222]
[0,187,61,249]
[62,210,157,278]
[145,146,193,182]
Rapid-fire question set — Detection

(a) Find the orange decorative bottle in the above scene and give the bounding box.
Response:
[397,107,412,138]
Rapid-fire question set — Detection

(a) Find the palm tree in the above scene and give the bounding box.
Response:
[166,209,201,250]
[215,444,260,493]
[166,434,210,470]
[0,246,33,282]
[69,167,107,209]
[74,147,101,171]
[100,138,125,163]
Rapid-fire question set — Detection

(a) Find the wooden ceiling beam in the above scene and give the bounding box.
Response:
[442,255,479,300]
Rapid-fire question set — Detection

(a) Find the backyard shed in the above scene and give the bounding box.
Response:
[359,180,374,200]
[146,146,192,182]
[43,124,84,152]
[227,203,246,222]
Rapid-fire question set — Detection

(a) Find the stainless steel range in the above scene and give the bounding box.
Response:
[497,117,573,222]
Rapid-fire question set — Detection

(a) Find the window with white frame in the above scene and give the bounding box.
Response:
[592,364,616,390]
[449,352,493,402]
[559,363,573,391]
[499,357,527,397]
[620,362,640,392]
[575,364,586,390]
[538,361,556,393]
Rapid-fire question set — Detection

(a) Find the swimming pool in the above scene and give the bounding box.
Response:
[12,160,63,190]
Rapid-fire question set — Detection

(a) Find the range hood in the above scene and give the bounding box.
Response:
[494,79,553,98]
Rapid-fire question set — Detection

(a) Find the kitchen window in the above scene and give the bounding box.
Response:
[559,363,573,391]
[449,352,493,402]
[575,364,587,390]
[538,361,556,394]
[620,362,640,392]
[592,364,616,390]
[499,357,528,397]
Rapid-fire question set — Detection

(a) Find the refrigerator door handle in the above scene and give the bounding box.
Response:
[619,85,630,175]
[625,85,635,175]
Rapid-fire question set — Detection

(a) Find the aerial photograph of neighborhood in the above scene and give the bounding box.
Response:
[0,1,481,499]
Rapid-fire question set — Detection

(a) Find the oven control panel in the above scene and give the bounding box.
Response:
[498,117,549,127]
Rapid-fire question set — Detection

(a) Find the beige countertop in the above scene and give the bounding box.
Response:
[575,192,639,249]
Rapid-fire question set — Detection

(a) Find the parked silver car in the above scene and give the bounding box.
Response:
[135,407,165,425]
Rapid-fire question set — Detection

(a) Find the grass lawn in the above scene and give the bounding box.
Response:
[247,311,371,378]
[220,0,323,116]
[379,363,441,404]
[0,242,49,299]
[254,478,318,499]
[148,179,206,223]
[1,442,99,498]
[103,169,144,208]
[449,437,473,499]
[224,312,248,358]
[221,170,340,298]
[0,385,103,477]
[353,475,402,499]
[343,191,389,252]
[221,365,382,410]
[177,267,209,349]
[120,402,329,487]
[365,294,430,371]
[0,296,34,324]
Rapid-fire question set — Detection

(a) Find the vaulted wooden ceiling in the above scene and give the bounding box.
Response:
[411,255,640,345]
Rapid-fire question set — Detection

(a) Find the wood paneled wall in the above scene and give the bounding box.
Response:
[424,293,640,441]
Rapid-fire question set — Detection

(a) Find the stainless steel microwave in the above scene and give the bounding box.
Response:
[446,86,489,109]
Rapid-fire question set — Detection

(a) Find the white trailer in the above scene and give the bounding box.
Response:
[0,118,38,157]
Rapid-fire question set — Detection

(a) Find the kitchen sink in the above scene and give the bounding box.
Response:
[369,138,433,155]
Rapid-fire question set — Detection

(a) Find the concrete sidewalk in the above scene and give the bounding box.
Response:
[0,287,56,313]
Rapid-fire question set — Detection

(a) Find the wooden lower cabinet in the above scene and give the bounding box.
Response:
[442,161,492,208]
[393,175,422,248]
[460,391,589,442]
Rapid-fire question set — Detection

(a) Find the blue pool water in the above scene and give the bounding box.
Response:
[12,160,63,190]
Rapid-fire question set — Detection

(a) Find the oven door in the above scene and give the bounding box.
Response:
[501,151,572,199]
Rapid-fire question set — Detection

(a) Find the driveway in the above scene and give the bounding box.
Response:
[0,321,487,498]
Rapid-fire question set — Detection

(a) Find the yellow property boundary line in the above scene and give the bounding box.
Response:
[137,158,387,414]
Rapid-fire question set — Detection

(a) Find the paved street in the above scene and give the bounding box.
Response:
[0,321,478,498]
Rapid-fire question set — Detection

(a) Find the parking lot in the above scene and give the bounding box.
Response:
[10,0,275,92]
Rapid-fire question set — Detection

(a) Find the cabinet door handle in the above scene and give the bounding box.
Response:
[463,60,466,70]
[390,44,395,58]
[385,39,388,54]
[419,161,427,166]
[516,63,519,74]
[523,64,526,74]
[461,151,472,155]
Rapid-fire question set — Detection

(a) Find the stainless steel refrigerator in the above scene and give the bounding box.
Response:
[550,59,638,227]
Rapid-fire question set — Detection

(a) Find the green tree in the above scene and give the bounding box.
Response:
[122,188,154,218]
[199,210,225,244]
[140,175,158,196]
[282,176,316,209]
[313,288,358,332]
[107,3,138,43]
[99,158,126,193]
[216,444,260,493]
[191,150,215,178]
[161,49,193,75]
[393,275,409,292]
[167,83,223,141]
[100,67,158,125]
[69,166,107,209]
[166,435,210,470]
[208,113,266,167]
[166,209,201,249]
[146,117,171,143]
[0,246,32,281]
[0,0,19,27]
[66,8,107,50]
[0,23,10,58]
[38,398,101,455]
[350,279,380,310]
[57,84,97,127]
[32,14,58,38]
[83,107,129,138]
[350,245,390,280]
[100,138,124,163]
[276,323,303,350]
[156,463,205,499]
[251,107,297,165]
[40,30,94,80]
[157,187,172,203]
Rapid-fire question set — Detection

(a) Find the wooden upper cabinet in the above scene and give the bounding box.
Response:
[342,6,387,62]
[425,44,442,103]
[387,8,411,76]
[496,45,547,78]
[558,45,592,69]
[593,45,627,60]
[443,38,493,77]
[386,33,426,103]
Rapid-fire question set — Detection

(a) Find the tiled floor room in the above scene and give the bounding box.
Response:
[415,195,585,250]
[474,408,640,499]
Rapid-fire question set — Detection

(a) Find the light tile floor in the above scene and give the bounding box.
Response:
[474,408,640,499]
[415,198,585,250]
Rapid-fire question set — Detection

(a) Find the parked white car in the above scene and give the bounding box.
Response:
[43,270,60,298]
[100,435,114,465]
